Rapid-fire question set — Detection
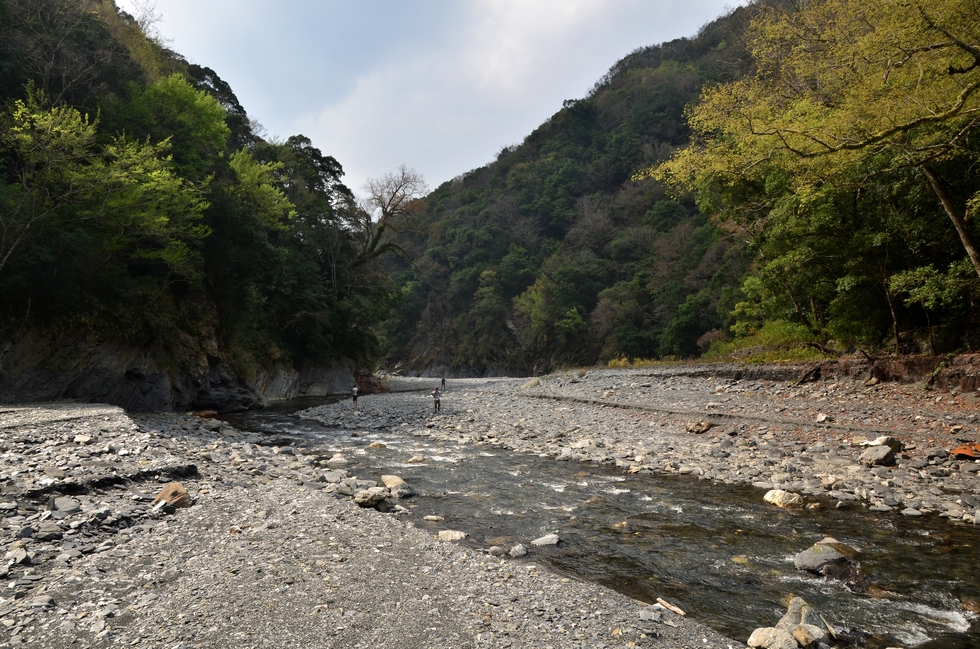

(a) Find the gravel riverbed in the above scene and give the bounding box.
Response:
[1,365,977,649]
[0,388,742,648]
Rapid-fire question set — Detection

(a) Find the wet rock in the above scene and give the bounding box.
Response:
[792,623,827,647]
[763,489,803,508]
[325,453,349,468]
[531,533,560,546]
[747,627,797,649]
[353,487,389,508]
[794,538,853,573]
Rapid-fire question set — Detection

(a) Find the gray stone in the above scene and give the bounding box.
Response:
[859,445,895,467]
[35,521,62,541]
[53,497,80,513]
[530,533,560,547]
[794,542,844,573]
[509,544,528,558]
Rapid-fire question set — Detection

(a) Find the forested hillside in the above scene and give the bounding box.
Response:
[381,0,980,375]
[380,5,762,374]
[0,0,392,406]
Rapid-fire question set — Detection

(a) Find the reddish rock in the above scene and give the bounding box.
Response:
[152,482,192,508]
[951,443,980,459]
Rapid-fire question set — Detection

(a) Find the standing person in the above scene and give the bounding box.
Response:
[431,387,441,413]
[441,375,446,389]
[352,384,358,406]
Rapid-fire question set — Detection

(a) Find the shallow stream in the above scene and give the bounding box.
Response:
[228,397,980,648]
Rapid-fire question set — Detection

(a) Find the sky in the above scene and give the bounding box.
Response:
[118,0,738,194]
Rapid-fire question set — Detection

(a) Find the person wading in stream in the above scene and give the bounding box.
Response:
[431,387,441,413]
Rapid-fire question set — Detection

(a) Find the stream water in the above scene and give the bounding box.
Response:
[227,397,980,648]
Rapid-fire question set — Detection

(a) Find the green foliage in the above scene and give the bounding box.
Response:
[0,1,394,372]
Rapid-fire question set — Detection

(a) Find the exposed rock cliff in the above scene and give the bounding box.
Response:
[0,330,353,411]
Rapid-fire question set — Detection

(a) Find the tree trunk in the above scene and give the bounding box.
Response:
[923,166,980,279]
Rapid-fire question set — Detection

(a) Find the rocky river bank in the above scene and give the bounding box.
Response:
[305,367,980,525]
[0,399,739,648]
[1,363,978,648]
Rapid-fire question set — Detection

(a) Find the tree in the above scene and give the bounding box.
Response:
[0,86,97,274]
[0,86,208,279]
[653,0,980,277]
[358,165,428,262]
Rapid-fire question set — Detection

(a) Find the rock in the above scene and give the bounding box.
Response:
[776,597,826,631]
[381,475,406,488]
[530,533,560,547]
[318,470,347,483]
[382,476,417,499]
[487,546,505,557]
[792,623,827,647]
[438,530,467,541]
[860,435,903,452]
[35,521,62,541]
[859,445,895,467]
[520,378,540,389]
[368,442,387,448]
[152,482,192,509]
[73,434,93,444]
[43,466,66,479]
[764,489,804,508]
[353,487,389,508]
[686,420,714,434]
[747,627,798,649]
[325,453,349,468]
[794,539,848,573]
[508,544,528,558]
[405,454,426,463]
[53,497,80,513]
[423,515,445,522]
[815,413,831,423]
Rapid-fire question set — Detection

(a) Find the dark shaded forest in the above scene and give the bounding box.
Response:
[0,0,394,379]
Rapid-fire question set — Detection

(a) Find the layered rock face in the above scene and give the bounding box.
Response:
[0,331,351,412]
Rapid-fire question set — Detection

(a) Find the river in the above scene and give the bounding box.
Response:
[227,397,980,648]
